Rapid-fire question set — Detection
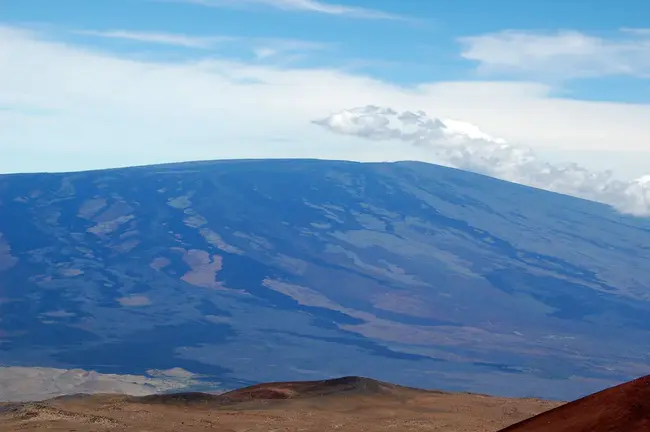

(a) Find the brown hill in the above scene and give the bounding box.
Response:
[134,376,403,407]
[0,376,561,431]
[499,374,650,432]
[220,375,402,399]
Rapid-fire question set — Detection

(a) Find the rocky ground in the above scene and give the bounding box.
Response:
[0,377,561,432]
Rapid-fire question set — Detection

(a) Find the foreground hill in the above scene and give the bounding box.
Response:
[1,159,650,400]
[0,376,561,432]
[500,374,650,432]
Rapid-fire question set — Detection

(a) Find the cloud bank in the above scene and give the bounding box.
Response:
[314,106,650,216]
[2,25,650,207]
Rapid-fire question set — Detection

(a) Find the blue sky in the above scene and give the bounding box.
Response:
[1,0,650,213]
[5,0,650,99]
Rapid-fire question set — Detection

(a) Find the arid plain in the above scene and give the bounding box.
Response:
[0,377,561,432]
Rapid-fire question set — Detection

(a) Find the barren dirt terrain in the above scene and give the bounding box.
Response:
[0,377,561,432]
[500,374,650,432]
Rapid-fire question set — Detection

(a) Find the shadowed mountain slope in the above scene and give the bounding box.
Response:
[1,159,650,400]
[499,374,650,432]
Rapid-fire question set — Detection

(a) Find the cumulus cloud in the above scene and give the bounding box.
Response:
[460,29,650,78]
[314,106,650,216]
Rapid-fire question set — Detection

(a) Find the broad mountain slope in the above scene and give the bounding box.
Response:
[1,159,649,400]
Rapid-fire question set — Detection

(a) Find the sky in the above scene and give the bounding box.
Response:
[1,0,650,214]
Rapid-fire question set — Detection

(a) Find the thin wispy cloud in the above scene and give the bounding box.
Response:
[73,28,331,63]
[170,0,403,19]
[250,38,331,60]
[74,30,231,49]
[460,29,650,79]
[622,28,650,36]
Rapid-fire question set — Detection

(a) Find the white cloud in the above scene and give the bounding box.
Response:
[314,106,650,216]
[74,30,230,49]
[171,0,401,19]
[460,29,650,78]
[1,24,650,214]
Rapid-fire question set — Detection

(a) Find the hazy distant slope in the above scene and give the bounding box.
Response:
[1,159,649,400]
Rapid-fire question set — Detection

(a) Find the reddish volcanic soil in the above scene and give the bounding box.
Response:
[499,374,650,432]
[0,376,560,432]
[217,375,402,400]
[135,376,401,406]
[5,373,650,431]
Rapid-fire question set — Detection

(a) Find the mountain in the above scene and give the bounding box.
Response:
[1,159,650,401]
